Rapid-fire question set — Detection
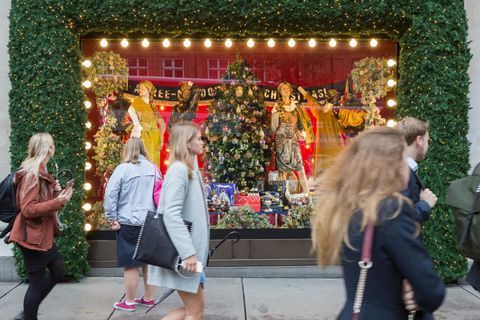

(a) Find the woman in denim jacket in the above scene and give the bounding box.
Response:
[104,137,162,312]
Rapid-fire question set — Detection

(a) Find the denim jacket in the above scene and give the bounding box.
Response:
[103,155,161,226]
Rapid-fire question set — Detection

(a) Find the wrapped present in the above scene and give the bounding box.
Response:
[234,194,261,212]
[211,183,235,205]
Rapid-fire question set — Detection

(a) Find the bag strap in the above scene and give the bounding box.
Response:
[459,182,480,246]
[352,223,374,320]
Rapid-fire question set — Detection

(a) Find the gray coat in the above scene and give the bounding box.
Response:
[147,161,210,293]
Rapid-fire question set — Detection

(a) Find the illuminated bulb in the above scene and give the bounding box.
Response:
[247,38,255,48]
[225,39,233,48]
[329,38,337,47]
[85,142,92,150]
[160,106,165,111]
[183,39,191,48]
[288,38,296,47]
[82,203,92,211]
[387,99,397,107]
[85,121,92,129]
[85,162,92,170]
[100,39,108,47]
[84,183,92,191]
[84,101,92,109]
[387,119,397,127]
[370,39,378,47]
[308,39,316,48]
[141,38,150,48]
[82,60,92,68]
[267,38,275,48]
[82,80,92,88]
[121,38,129,48]
[84,223,92,232]
[166,148,171,153]
[204,38,212,48]
[164,160,170,165]
[349,39,358,47]
[387,79,397,87]
[162,38,171,47]
[387,59,397,67]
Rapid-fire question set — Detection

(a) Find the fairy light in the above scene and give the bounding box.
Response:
[82,80,92,88]
[267,38,275,48]
[162,39,171,48]
[100,39,108,47]
[225,38,233,48]
[370,39,378,47]
[85,162,92,170]
[308,39,316,48]
[387,99,397,107]
[204,38,212,48]
[349,39,358,47]
[329,38,337,47]
[141,38,150,48]
[183,38,191,48]
[288,38,296,47]
[82,203,92,211]
[387,59,397,67]
[247,38,255,48]
[120,38,129,48]
[84,100,92,109]
[82,60,92,68]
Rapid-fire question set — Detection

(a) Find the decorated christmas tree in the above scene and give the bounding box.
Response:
[205,59,270,190]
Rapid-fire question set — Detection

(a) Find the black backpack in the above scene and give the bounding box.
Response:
[0,172,19,240]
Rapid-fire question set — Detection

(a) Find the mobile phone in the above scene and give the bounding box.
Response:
[65,179,74,189]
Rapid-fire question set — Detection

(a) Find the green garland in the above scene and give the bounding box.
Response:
[9,0,470,281]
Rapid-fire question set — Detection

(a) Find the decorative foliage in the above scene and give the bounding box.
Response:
[82,51,128,104]
[93,114,122,179]
[86,201,110,231]
[351,58,394,127]
[282,204,314,229]
[216,206,273,229]
[205,59,271,190]
[8,0,470,281]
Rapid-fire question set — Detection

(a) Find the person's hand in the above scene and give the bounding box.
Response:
[110,221,121,231]
[402,279,418,312]
[182,255,198,273]
[420,188,438,208]
[53,180,62,193]
[131,124,143,138]
[57,186,73,205]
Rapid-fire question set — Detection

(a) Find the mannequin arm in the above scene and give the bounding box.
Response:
[128,106,142,138]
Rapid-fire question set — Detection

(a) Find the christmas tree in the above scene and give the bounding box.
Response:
[205,59,271,190]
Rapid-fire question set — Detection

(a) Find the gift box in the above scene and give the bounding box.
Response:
[211,183,235,205]
[234,195,261,212]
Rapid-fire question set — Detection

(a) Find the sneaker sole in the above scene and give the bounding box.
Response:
[113,303,136,312]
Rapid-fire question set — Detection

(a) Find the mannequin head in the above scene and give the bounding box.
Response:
[277,82,292,101]
[137,80,156,102]
[179,81,193,101]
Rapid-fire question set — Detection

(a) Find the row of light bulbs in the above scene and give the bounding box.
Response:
[98,37,384,49]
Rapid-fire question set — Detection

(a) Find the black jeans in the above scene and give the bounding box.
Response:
[23,256,65,320]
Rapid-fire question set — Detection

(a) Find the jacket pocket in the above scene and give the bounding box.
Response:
[24,219,44,245]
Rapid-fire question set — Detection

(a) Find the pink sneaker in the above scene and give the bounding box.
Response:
[135,297,155,307]
[113,299,136,312]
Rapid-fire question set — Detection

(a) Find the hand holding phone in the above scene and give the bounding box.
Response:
[65,179,74,190]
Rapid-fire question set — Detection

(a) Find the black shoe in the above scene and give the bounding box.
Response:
[14,311,23,320]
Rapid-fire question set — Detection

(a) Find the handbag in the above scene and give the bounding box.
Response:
[133,211,192,272]
[152,164,163,208]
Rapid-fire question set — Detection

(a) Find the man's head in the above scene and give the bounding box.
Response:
[396,117,430,162]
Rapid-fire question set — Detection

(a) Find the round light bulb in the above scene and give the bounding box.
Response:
[85,162,92,170]
[308,38,317,48]
[288,38,296,47]
[247,38,255,48]
[141,38,150,48]
[162,39,171,48]
[225,39,233,48]
[349,39,358,47]
[85,121,92,129]
[204,38,212,48]
[82,203,92,211]
[84,101,92,109]
[267,38,275,48]
[329,38,337,47]
[387,79,397,87]
[85,141,92,150]
[82,80,92,88]
[387,59,397,67]
[120,38,129,48]
[84,223,92,232]
[82,60,92,68]
[84,183,92,191]
[387,119,397,127]
[183,38,191,48]
[370,39,378,47]
[100,39,108,48]
[387,99,397,107]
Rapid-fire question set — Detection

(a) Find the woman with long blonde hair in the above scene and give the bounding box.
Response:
[10,133,73,320]
[312,127,445,319]
[148,123,209,320]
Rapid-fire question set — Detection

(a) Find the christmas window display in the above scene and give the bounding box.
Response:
[81,38,397,230]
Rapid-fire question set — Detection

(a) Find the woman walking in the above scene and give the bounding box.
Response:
[9,133,73,320]
[104,137,160,311]
[148,123,210,320]
[312,127,445,319]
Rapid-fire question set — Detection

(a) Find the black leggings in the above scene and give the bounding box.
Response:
[24,257,65,320]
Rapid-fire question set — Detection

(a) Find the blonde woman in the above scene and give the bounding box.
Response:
[312,127,445,319]
[104,138,161,312]
[148,123,209,320]
[10,133,73,320]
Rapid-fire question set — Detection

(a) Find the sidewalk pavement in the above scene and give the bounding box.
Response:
[1,277,479,320]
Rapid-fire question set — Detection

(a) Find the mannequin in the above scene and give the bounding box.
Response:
[168,81,201,129]
[128,80,165,166]
[271,82,312,194]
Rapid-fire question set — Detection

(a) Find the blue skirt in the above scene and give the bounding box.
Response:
[116,225,142,268]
